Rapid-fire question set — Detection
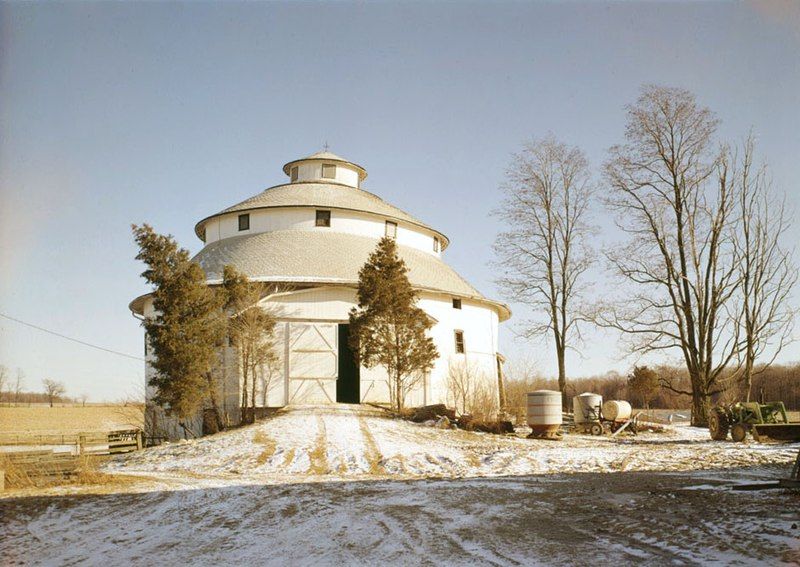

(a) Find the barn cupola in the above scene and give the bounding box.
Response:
[282,150,368,189]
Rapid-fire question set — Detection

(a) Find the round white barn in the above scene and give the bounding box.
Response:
[131,151,510,432]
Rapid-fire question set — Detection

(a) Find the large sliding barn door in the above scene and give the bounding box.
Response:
[285,322,338,404]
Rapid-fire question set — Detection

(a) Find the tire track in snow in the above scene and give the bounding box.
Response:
[308,415,329,474]
[358,415,385,474]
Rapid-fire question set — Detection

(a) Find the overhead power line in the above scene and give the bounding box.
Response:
[0,312,144,362]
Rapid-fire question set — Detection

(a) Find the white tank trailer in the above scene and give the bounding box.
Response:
[602,400,632,422]
[573,393,635,435]
[526,390,563,439]
[573,393,603,434]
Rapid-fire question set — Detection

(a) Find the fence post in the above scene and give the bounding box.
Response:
[136,430,143,451]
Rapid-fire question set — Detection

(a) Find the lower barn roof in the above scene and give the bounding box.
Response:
[129,230,509,320]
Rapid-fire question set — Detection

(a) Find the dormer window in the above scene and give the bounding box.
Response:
[385,221,397,238]
[238,214,250,231]
[322,164,336,179]
[316,210,331,227]
[433,237,440,252]
[290,166,299,182]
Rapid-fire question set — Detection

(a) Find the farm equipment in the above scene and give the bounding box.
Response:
[708,401,800,443]
[573,395,638,436]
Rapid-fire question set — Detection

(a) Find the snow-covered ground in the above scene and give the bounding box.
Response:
[106,404,798,482]
[3,404,799,566]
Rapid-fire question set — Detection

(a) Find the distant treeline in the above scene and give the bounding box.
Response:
[0,391,76,405]
[504,363,800,418]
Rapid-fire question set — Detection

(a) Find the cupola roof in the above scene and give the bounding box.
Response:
[282,150,367,182]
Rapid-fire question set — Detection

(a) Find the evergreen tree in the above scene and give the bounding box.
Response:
[132,224,224,430]
[349,237,439,411]
[627,365,660,409]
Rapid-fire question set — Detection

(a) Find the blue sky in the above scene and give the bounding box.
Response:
[1,1,798,401]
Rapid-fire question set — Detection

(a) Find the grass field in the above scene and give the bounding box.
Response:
[0,405,144,434]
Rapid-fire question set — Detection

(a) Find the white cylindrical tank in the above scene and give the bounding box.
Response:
[573,393,603,424]
[602,400,632,422]
[527,390,562,437]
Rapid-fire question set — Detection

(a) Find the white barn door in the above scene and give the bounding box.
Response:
[285,322,338,404]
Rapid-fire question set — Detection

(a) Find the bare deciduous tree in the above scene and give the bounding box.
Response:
[222,266,281,424]
[493,135,594,406]
[258,350,283,407]
[447,359,497,420]
[42,378,66,407]
[14,368,25,404]
[732,137,797,401]
[598,85,740,426]
[0,365,8,402]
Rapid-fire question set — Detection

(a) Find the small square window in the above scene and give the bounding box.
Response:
[316,210,331,227]
[385,221,397,238]
[452,298,462,309]
[454,330,465,354]
[290,166,299,182]
[238,214,250,231]
[433,237,440,252]
[322,164,336,179]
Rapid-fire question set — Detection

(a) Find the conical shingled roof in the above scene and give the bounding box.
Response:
[194,182,449,247]
[282,150,367,180]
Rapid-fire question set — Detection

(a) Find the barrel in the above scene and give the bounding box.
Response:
[602,400,632,422]
[573,393,603,424]
[527,390,562,437]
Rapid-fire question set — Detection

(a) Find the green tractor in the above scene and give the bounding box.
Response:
[709,401,800,443]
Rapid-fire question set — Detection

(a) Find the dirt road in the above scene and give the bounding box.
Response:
[2,468,799,565]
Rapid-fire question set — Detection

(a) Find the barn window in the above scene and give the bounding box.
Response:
[238,214,250,231]
[454,330,465,354]
[385,221,397,238]
[316,210,331,227]
[290,166,299,182]
[452,298,462,309]
[433,237,440,252]
[322,164,336,179]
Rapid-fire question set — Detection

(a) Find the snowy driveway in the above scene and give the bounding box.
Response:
[3,405,800,565]
[2,469,799,565]
[107,404,798,480]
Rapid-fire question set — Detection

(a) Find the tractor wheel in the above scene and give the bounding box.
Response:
[731,423,748,443]
[590,423,604,436]
[708,410,729,441]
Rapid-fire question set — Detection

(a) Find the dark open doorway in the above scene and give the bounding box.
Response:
[337,324,360,403]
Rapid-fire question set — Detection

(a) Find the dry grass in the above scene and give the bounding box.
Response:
[308,416,329,475]
[253,430,277,465]
[282,448,296,468]
[0,405,144,434]
[357,416,384,475]
[1,453,135,490]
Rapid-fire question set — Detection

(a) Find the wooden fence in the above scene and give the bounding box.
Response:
[0,429,143,455]
[0,429,143,489]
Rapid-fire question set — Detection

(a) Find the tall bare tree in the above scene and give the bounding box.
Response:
[599,85,740,426]
[221,265,280,424]
[14,368,25,404]
[732,137,797,401]
[42,378,66,407]
[0,365,8,402]
[493,135,594,405]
